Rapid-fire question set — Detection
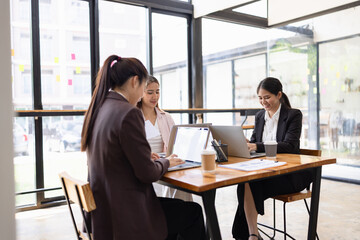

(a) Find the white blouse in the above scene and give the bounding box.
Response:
[147,120,164,153]
[262,104,281,142]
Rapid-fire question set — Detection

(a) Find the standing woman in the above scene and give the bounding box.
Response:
[137,76,192,201]
[81,55,205,240]
[232,77,314,240]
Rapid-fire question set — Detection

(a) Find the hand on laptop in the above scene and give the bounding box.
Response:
[166,154,185,168]
[247,143,257,152]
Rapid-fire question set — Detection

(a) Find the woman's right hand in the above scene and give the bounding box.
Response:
[166,154,185,168]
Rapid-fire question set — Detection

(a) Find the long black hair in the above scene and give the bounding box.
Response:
[257,77,291,109]
[81,55,148,151]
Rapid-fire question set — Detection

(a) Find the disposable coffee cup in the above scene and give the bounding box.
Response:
[201,149,216,173]
[264,141,278,158]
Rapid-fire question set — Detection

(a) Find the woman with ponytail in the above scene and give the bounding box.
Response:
[81,55,205,240]
[232,77,313,240]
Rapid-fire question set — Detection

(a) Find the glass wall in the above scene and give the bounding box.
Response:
[202,18,314,142]
[319,36,360,164]
[11,0,32,110]
[152,13,189,124]
[99,1,147,66]
[10,0,192,208]
[11,0,35,207]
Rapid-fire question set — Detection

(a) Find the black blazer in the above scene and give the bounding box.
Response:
[250,107,313,190]
[250,106,302,154]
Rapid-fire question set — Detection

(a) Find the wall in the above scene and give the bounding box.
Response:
[314,6,360,43]
[0,0,16,239]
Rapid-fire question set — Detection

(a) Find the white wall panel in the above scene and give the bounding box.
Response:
[268,0,359,26]
[193,0,255,18]
[314,6,360,42]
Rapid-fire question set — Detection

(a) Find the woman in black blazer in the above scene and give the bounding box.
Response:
[232,77,314,240]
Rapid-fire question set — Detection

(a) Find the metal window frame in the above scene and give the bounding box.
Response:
[17,0,196,210]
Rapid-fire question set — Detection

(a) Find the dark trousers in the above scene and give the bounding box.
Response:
[158,197,206,240]
[232,170,314,240]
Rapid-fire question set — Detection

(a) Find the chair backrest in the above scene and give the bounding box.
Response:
[299,148,322,157]
[59,172,96,240]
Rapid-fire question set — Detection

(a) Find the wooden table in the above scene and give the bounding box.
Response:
[159,154,336,240]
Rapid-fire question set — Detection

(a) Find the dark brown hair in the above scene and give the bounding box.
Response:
[257,77,291,109]
[81,55,148,151]
[136,76,160,109]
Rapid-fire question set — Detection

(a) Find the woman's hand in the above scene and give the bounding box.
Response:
[166,154,185,168]
[247,143,257,152]
[151,152,160,161]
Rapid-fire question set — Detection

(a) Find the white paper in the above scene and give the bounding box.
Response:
[219,159,286,171]
[144,120,160,140]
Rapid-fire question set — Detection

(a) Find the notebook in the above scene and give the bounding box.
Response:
[167,124,211,171]
[209,125,266,159]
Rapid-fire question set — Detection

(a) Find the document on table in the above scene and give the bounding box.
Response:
[144,120,160,140]
[219,159,286,171]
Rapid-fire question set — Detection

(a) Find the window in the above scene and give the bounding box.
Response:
[40,0,91,108]
[99,1,147,66]
[152,13,189,124]
[319,36,360,164]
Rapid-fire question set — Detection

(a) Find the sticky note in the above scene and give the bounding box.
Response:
[321,88,326,95]
[19,65,24,72]
[341,85,346,91]
[344,65,348,71]
[54,57,59,63]
[68,79,72,86]
[313,87,317,94]
[330,65,334,70]
[76,67,81,74]
[336,72,340,78]
[11,49,14,56]
[56,75,60,82]
[307,68,310,75]
[332,80,336,86]
[318,67,321,73]
[324,78,328,85]
[312,75,316,82]
[71,53,76,60]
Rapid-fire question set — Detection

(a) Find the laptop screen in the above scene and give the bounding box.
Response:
[172,127,209,163]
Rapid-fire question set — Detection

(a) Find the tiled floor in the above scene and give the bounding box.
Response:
[16,179,360,240]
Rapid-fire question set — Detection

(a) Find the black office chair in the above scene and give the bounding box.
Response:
[258,149,321,240]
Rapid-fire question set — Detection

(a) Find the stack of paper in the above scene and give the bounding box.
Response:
[219,159,286,171]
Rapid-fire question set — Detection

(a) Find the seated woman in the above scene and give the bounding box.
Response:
[232,77,314,240]
[137,76,192,201]
[81,55,205,240]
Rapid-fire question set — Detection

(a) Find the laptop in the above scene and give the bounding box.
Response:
[209,125,265,159]
[167,124,211,171]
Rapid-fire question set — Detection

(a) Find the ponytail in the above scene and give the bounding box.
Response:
[257,77,291,109]
[81,55,148,151]
[280,92,291,109]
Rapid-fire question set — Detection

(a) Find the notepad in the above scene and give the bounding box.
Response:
[219,159,286,171]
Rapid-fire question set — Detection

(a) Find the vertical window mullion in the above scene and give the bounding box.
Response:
[30,0,44,206]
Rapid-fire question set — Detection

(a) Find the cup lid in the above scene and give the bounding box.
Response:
[264,141,277,145]
[201,149,216,155]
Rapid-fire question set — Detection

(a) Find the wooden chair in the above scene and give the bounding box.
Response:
[258,149,321,240]
[59,172,96,240]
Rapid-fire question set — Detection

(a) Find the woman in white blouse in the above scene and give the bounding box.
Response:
[232,77,313,240]
[137,76,192,201]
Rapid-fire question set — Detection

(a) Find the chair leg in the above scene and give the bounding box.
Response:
[272,198,276,239]
[283,202,287,240]
[304,199,320,240]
